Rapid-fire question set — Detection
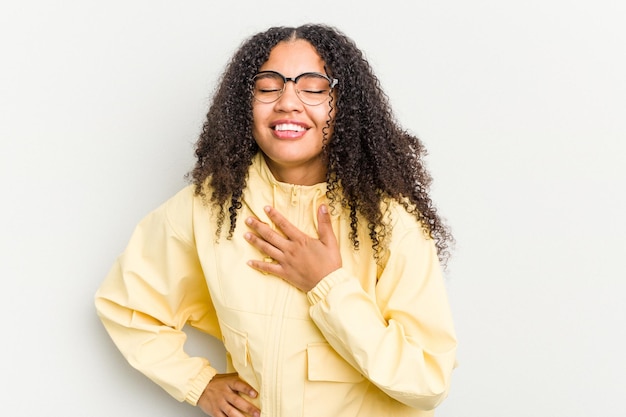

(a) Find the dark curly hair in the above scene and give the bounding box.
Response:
[189,24,453,265]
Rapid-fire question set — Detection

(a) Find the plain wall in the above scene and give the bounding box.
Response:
[1,1,625,416]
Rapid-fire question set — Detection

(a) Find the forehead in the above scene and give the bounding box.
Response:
[259,39,326,75]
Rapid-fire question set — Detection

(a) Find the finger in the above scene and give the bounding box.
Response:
[317,204,337,246]
[228,378,258,399]
[226,378,261,417]
[245,216,289,249]
[247,258,284,277]
[263,206,302,240]
[244,231,283,261]
[229,394,261,417]
[221,402,247,417]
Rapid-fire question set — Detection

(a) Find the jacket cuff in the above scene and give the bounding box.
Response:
[306,268,348,305]
[184,366,218,406]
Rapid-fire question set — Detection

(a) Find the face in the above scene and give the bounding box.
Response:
[252,39,335,185]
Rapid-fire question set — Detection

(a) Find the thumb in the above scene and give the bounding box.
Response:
[317,204,336,245]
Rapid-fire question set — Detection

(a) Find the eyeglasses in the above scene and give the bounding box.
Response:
[252,70,339,106]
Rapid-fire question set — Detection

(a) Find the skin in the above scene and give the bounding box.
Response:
[246,39,342,289]
[251,39,335,186]
[198,40,342,417]
[198,373,260,417]
[245,204,342,292]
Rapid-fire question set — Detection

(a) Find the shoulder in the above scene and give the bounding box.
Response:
[147,185,206,246]
[383,198,435,251]
[162,185,200,216]
[385,199,426,232]
[376,200,440,279]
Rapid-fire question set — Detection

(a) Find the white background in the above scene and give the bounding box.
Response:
[1,1,625,416]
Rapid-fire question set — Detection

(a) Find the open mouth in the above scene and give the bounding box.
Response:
[273,123,307,132]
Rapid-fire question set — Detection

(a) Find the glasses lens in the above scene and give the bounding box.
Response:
[253,73,284,103]
[296,74,332,105]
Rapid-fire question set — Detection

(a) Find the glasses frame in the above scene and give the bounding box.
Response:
[252,70,339,106]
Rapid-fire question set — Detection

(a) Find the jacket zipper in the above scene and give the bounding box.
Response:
[264,184,299,416]
[264,284,290,416]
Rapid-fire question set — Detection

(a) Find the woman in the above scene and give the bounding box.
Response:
[95,24,457,417]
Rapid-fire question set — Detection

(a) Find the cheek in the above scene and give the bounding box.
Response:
[314,99,336,122]
[316,105,336,137]
[251,105,265,133]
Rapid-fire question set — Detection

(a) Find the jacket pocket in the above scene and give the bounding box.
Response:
[304,342,365,416]
[219,322,261,407]
[221,321,251,368]
[306,342,364,383]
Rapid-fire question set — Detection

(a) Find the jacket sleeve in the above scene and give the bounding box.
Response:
[94,187,222,405]
[306,211,457,411]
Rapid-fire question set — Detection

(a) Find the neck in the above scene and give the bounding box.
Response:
[263,156,327,186]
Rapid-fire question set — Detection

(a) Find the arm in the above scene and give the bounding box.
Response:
[245,203,457,410]
[94,188,222,405]
[307,222,457,410]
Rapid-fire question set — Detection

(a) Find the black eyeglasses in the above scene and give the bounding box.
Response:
[252,70,339,106]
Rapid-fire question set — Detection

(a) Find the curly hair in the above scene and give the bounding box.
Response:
[189,24,453,265]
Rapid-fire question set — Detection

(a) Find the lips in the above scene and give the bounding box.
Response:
[270,120,309,139]
[274,123,306,132]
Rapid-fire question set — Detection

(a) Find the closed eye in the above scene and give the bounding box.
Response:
[301,89,328,94]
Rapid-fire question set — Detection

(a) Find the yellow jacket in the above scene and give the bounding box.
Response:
[95,153,457,417]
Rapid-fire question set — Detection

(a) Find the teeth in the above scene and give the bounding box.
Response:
[274,123,305,132]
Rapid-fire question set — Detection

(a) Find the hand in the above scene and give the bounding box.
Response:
[244,204,342,292]
[197,373,260,417]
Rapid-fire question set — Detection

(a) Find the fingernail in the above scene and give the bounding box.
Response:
[244,232,251,240]
[246,217,253,225]
[264,206,271,213]
[250,390,257,398]
[320,204,328,214]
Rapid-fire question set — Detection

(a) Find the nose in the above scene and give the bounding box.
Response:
[274,81,303,112]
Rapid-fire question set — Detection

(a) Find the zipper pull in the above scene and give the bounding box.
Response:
[291,186,299,206]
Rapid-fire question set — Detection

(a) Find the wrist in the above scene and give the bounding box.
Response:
[306,268,346,305]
